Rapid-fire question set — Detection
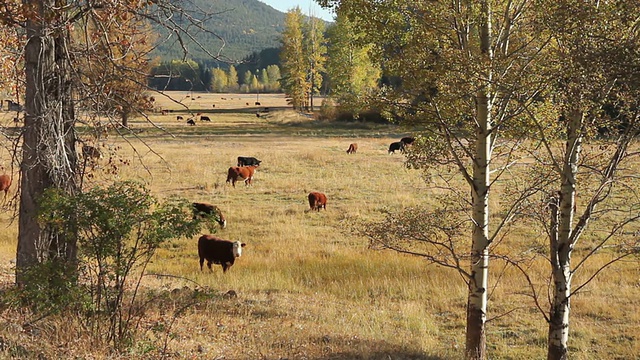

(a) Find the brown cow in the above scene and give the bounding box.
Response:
[0,174,11,201]
[346,143,358,154]
[226,165,258,187]
[308,192,327,211]
[198,235,246,273]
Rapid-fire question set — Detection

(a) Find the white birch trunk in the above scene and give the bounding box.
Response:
[547,110,582,360]
[465,2,492,359]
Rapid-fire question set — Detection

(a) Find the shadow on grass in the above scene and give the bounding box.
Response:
[307,335,453,360]
[121,118,414,139]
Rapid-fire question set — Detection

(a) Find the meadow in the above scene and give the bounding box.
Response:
[0,92,638,359]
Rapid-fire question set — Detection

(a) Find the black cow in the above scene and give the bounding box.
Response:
[200,116,211,121]
[192,202,227,228]
[388,141,405,154]
[400,136,416,145]
[187,119,196,126]
[198,235,246,273]
[237,156,262,167]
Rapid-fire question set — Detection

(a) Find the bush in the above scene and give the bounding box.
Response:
[32,181,205,351]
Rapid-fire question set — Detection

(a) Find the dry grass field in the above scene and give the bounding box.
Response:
[0,92,638,359]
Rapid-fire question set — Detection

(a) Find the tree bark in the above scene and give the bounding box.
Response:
[16,0,79,284]
[547,110,582,360]
[465,2,492,359]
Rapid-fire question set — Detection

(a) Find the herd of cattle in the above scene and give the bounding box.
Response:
[194,136,416,274]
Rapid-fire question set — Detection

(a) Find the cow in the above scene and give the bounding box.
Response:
[400,136,416,146]
[192,202,227,228]
[187,119,196,126]
[388,141,405,154]
[161,109,168,115]
[346,143,358,154]
[237,156,262,167]
[177,115,184,121]
[200,116,211,121]
[308,192,327,211]
[82,144,102,160]
[226,165,258,187]
[5,100,22,112]
[198,235,246,273]
[255,102,261,106]
[256,112,261,118]
[0,174,11,201]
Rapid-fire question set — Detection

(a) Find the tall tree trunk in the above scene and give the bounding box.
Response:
[466,2,492,359]
[122,111,129,128]
[16,0,79,284]
[547,110,582,360]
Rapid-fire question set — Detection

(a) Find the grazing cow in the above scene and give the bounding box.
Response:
[198,235,246,273]
[308,192,327,211]
[226,165,258,187]
[246,102,249,106]
[5,100,22,112]
[400,136,416,146]
[200,116,211,121]
[237,156,262,167]
[192,202,227,228]
[388,141,405,154]
[255,102,261,106]
[256,112,261,118]
[176,115,184,121]
[346,143,358,154]
[0,174,11,200]
[82,144,102,160]
[161,109,168,115]
[212,104,216,108]
[187,119,196,126]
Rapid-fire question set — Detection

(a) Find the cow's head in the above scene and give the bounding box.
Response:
[232,241,246,257]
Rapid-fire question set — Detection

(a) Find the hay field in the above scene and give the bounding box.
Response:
[0,92,638,359]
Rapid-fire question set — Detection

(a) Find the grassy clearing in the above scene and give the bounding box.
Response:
[0,92,638,359]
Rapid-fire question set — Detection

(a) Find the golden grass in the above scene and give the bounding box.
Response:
[0,92,638,359]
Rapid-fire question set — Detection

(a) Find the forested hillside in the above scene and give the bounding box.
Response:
[152,0,287,63]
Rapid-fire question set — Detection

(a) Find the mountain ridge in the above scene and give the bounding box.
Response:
[153,0,288,63]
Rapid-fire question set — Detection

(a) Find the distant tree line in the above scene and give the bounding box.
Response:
[148,48,283,93]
